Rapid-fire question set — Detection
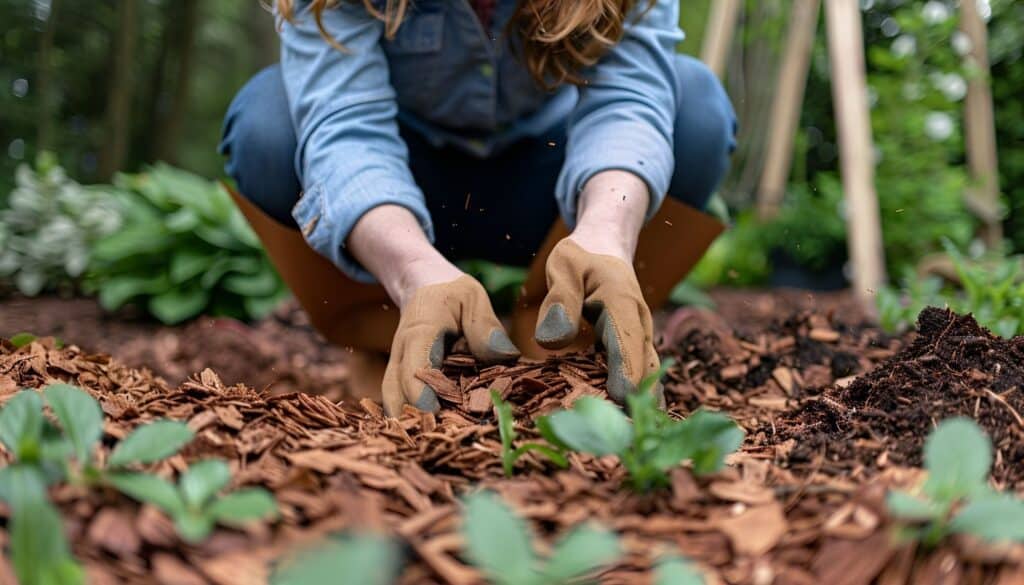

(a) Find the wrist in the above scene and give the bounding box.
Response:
[570,170,650,261]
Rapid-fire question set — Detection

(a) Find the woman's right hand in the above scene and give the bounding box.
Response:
[349,205,519,416]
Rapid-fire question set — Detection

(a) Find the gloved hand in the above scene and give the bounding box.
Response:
[534,238,660,403]
[383,275,520,416]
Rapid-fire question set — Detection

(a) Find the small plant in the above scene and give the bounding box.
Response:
[0,152,123,296]
[271,533,402,585]
[462,490,621,585]
[654,557,706,585]
[86,164,288,324]
[886,417,1024,547]
[538,362,744,492]
[492,389,568,477]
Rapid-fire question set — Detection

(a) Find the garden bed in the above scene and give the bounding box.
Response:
[1,292,1023,584]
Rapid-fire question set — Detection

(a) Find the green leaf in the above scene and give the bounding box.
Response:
[97,274,172,310]
[543,525,621,582]
[671,410,744,475]
[9,332,36,348]
[10,497,84,585]
[175,511,216,543]
[545,397,633,457]
[0,464,48,508]
[208,488,278,525]
[886,490,945,521]
[510,444,569,469]
[654,556,705,585]
[222,270,280,297]
[462,491,539,585]
[108,420,195,467]
[180,459,231,509]
[43,383,103,464]
[923,417,992,502]
[107,472,186,517]
[535,415,571,451]
[0,390,44,459]
[492,389,517,477]
[148,287,211,324]
[950,495,1024,542]
[169,248,217,283]
[271,534,402,585]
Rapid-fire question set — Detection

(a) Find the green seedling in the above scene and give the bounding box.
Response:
[462,491,621,585]
[9,332,37,348]
[654,556,706,585]
[271,533,402,585]
[887,417,1024,547]
[492,389,568,477]
[538,361,744,492]
[111,459,277,543]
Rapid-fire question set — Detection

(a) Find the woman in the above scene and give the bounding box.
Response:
[220,0,736,416]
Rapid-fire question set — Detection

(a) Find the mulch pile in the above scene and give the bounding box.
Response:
[1,305,1023,584]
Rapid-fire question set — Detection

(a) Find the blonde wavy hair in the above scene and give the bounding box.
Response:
[276,0,652,89]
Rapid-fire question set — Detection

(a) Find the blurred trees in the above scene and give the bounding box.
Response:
[0,0,277,194]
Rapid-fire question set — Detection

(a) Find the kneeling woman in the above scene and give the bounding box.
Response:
[221,0,736,415]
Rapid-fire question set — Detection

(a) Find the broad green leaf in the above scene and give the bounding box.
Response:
[92,223,173,261]
[97,273,172,310]
[544,525,621,582]
[175,510,216,543]
[108,420,195,467]
[169,248,217,283]
[208,488,278,524]
[950,496,1024,542]
[148,287,211,324]
[886,490,945,521]
[9,332,36,348]
[0,390,44,459]
[545,397,633,457]
[10,497,84,585]
[0,464,48,508]
[107,472,186,516]
[180,459,231,509]
[271,534,402,585]
[654,556,705,585]
[243,289,289,320]
[535,415,571,451]
[43,384,103,464]
[923,418,992,501]
[671,410,744,475]
[462,491,539,585]
[222,270,280,297]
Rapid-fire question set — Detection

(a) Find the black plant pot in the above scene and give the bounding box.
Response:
[768,247,848,291]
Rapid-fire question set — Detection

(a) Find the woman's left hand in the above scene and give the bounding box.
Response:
[534,170,661,403]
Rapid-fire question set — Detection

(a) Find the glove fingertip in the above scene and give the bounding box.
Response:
[487,329,521,360]
[535,303,577,348]
[414,385,440,413]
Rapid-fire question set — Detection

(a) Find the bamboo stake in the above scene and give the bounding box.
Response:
[824,0,885,312]
[701,0,742,78]
[757,0,821,220]
[960,0,1003,248]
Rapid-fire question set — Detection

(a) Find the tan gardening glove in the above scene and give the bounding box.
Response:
[534,239,660,403]
[383,275,520,416]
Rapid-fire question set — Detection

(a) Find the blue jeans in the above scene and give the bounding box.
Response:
[220,55,736,268]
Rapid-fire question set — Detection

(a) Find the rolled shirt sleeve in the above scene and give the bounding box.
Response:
[555,0,684,227]
[280,3,433,283]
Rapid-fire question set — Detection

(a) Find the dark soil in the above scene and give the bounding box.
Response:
[776,307,1024,490]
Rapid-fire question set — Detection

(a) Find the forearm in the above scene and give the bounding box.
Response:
[570,170,651,262]
[348,204,461,308]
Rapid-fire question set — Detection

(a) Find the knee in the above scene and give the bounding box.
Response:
[220,65,300,224]
[667,55,737,209]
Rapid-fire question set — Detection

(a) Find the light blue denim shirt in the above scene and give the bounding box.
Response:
[280,0,683,281]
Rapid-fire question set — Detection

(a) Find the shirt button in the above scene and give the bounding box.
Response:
[479,63,494,78]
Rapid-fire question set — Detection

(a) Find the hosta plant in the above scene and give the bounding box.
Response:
[0,152,123,296]
[538,361,744,492]
[86,164,288,324]
[887,417,1024,547]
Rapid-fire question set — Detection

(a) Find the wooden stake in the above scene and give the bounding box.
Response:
[960,0,1003,248]
[824,0,886,312]
[757,0,821,220]
[701,0,742,78]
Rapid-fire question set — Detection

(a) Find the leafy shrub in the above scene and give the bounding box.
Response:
[887,417,1024,546]
[877,239,1024,337]
[86,164,288,324]
[0,152,123,296]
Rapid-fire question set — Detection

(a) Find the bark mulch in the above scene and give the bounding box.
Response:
[1,305,1023,584]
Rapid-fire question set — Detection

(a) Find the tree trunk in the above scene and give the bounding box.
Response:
[36,0,60,153]
[154,0,200,164]
[98,0,139,180]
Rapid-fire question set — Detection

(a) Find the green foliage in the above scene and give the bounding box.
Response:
[492,390,568,477]
[539,361,744,492]
[9,333,38,348]
[270,533,402,585]
[688,210,772,288]
[877,240,1024,337]
[654,557,706,585]
[0,153,123,296]
[115,458,277,543]
[990,0,1024,253]
[86,164,288,324]
[462,491,621,585]
[762,177,847,272]
[887,417,1024,546]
